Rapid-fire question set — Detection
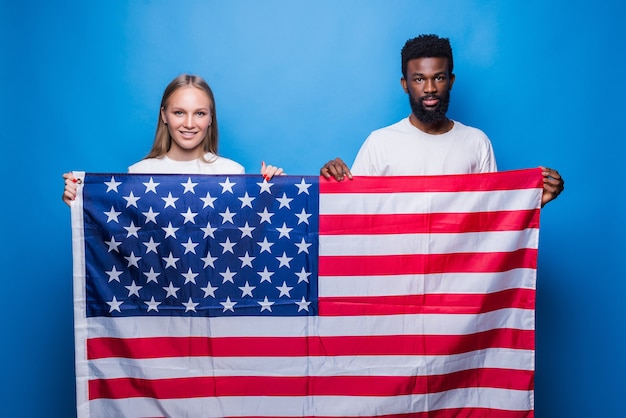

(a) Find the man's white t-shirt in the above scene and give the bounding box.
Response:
[351,118,497,176]
[128,153,245,175]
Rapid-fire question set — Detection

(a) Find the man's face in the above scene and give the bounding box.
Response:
[402,57,455,124]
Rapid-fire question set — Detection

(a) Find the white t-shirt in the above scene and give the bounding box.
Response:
[351,118,497,176]
[127,153,245,175]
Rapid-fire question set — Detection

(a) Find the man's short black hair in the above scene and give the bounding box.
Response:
[401,34,454,78]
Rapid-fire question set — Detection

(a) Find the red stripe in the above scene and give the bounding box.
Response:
[319,209,540,235]
[89,368,534,400]
[222,410,533,418]
[87,328,533,359]
[319,168,543,194]
[319,288,535,316]
[319,248,537,276]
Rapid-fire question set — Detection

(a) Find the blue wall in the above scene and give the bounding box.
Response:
[1,1,624,416]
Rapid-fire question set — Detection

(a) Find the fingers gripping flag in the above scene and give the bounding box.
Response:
[71,169,543,417]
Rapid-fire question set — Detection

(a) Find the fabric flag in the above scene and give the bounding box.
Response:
[71,169,542,417]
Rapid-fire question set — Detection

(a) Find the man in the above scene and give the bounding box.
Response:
[320,34,564,206]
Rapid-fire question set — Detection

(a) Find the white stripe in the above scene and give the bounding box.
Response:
[85,308,534,339]
[319,268,536,296]
[89,347,534,380]
[320,228,539,256]
[87,388,533,417]
[320,189,541,215]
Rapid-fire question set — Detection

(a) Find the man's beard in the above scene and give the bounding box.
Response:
[409,91,451,124]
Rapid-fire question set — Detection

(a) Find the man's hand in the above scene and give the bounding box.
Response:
[320,158,353,181]
[541,167,564,207]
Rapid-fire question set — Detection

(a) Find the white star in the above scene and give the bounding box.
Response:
[123,221,140,238]
[180,207,198,224]
[257,180,273,194]
[104,207,121,223]
[276,193,293,209]
[123,191,140,208]
[238,192,255,208]
[163,282,180,298]
[144,267,160,283]
[296,297,311,312]
[295,208,312,225]
[295,238,312,254]
[239,281,256,297]
[105,236,122,253]
[238,251,255,268]
[181,238,199,254]
[258,267,274,283]
[276,252,293,268]
[219,177,236,194]
[219,207,236,224]
[182,268,199,284]
[257,208,274,224]
[163,252,180,269]
[201,251,218,268]
[105,176,121,192]
[295,178,311,195]
[200,191,217,208]
[201,282,218,298]
[106,266,123,282]
[201,221,217,239]
[257,237,274,253]
[181,177,198,194]
[183,297,199,312]
[106,296,123,313]
[162,192,179,208]
[276,222,293,239]
[220,267,236,284]
[276,281,294,298]
[125,281,142,297]
[142,207,159,223]
[258,296,274,312]
[238,222,255,238]
[220,237,236,254]
[220,296,236,312]
[124,251,141,268]
[162,222,179,239]
[143,237,160,254]
[145,296,161,312]
[295,267,311,283]
[143,177,160,193]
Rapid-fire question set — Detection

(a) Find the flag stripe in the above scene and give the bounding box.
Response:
[89,368,534,400]
[319,209,540,234]
[87,328,533,360]
[319,248,537,276]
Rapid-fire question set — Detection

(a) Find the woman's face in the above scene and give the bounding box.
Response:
[161,86,213,160]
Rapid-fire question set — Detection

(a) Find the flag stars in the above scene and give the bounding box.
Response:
[220,267,236,284]
[181,177,198,194]
[125,281,142,297]
[295,208,312,225]
[105,236,122,253]
[257,208,274,224]
[162,192,179,208]
[201,221,217,239]
[220,297,237,312]
[143,177,160,193]
[257,180,273,194]
[239,281,256,297]
[163,282,180,298]
[183,298,199,312]
[239,251,255,268]
[124,251,141,268]
[296,297,311,312]
[276,281,294,298]
[238,222,255,238]
[180,208,198,224]
[123,221,140,238]
[258,267,274,283]
[219,177,236,194]
[238,192,255,208]
[201,251,218,268]
[162,222,179,239]
[276,252,293,268]
[257,237,274,253]
[201,282,218,298]
[142,207,159,223]
[104,207,122,223]
[123,191,140,208]
[295,267,311,283]
[182,268,199,284]
[163,252,180,269]
[276,222,293,239]
[295,238,312,254]
[295,178,311,195]
[106,266,123,283]
[144,267,161,283]
[200,191,217,208]
[145,297,161,312]
[219,207,236,224]
[105,176,121,193]
[276,193,293,209]
[143,237,161,254]
[220,237,236,254]
[181,238,199,254]
[258,296,274,312]
[106,296,123,313]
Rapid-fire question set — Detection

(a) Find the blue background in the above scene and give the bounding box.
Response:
[1,1,624,416]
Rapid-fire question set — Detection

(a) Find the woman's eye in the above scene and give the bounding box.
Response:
[197,112,206,117]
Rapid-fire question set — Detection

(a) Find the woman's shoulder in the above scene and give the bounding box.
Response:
[203,153,245,174]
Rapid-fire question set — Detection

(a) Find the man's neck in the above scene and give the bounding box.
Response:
[409,114,454,135]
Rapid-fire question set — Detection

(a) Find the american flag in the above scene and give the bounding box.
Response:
[71,169,542,417]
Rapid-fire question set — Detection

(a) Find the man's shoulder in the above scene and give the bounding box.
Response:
[369,117,411,136]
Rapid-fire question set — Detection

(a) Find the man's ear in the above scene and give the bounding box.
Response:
[449,73,456,90]
[400,77,408,93]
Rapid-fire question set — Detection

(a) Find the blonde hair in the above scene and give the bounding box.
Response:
[144,74,219,159]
